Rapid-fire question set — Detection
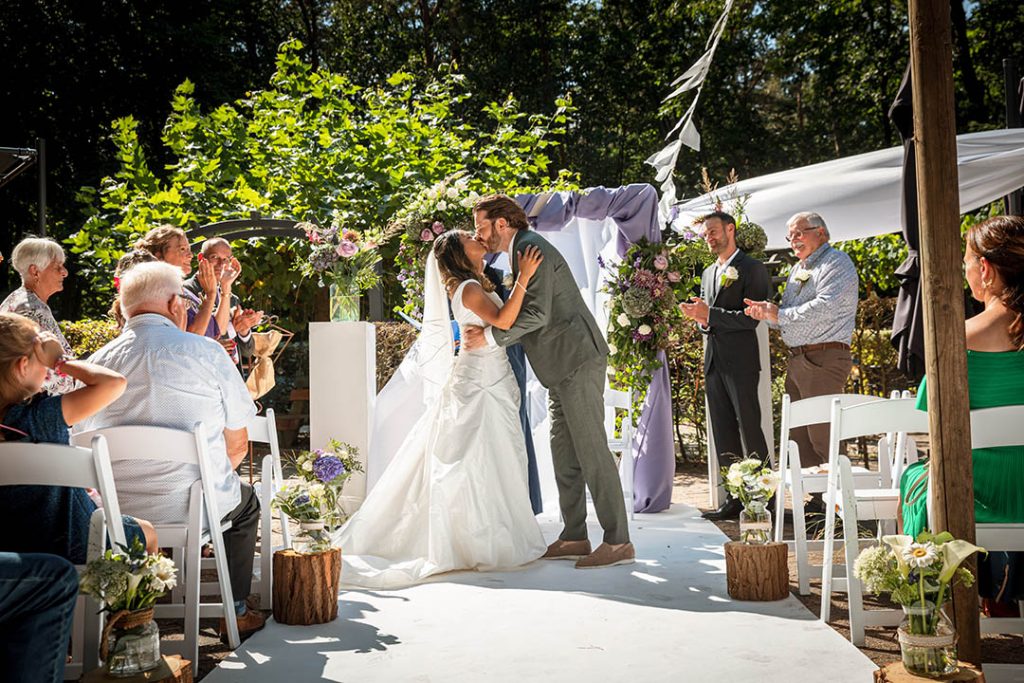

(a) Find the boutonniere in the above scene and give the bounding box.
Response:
[793,267,812,284]
[502,273,514,289]
[720,266,739,288]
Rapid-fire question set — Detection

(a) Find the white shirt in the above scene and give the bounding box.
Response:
[77,314,257,524]
[710,247,740,299]
[483,235,520,347]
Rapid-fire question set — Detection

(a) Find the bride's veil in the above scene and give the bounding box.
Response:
[365,251,453,489]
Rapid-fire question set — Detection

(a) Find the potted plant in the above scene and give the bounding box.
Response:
[853,531,985,677]
[78,540,177,676]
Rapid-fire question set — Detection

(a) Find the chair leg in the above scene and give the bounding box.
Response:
[68,594,85,676]
[839,459,866,646]
[622,443,635,521]
[82,596,102,672]
[183,534,202,664]
[211,531,240,649]
[820,470,839,623]
[789,446,811,596]
[261,501,273,611]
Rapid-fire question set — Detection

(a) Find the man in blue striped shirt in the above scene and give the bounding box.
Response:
[744,212,859,467]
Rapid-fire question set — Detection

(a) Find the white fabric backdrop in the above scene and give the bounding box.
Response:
[673,128,1024,248]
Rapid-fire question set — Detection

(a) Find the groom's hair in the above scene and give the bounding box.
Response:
[473,195,530,231]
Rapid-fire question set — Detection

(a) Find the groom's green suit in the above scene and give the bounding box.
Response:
[491,229,630,545]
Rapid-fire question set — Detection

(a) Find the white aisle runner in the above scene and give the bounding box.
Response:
[205,504,876,682]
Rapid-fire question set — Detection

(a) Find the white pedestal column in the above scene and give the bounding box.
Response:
[309,322,375,513]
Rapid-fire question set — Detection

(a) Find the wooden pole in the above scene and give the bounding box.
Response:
[908,0,980,664]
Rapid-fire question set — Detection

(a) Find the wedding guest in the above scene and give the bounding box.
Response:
[0,552,80,683]
[0,237,77,394]
[743,212,858,469]
[109,249,158,329]
[79,262,264,636]
[901,215,1024,616]
[680,211,771,521]
[135,225,221,338]
[0,312,157,562]
[183,238,262,367]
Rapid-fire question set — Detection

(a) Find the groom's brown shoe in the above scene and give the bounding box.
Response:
[541,539,592,560]
[575,542,635,569]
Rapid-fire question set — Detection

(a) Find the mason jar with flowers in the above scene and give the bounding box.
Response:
[78,540,177,676]
[720,458,779,544]
[853,531,984,677]
[296,214,382,322]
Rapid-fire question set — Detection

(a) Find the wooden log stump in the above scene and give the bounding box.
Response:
[272,548,342,625]
[724,541,788,601]
[82,655,192,682]
[874,661,984,682]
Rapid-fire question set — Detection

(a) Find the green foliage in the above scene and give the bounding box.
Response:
[60,318,120,358]
[834,234,908,297]
[69,40,578,327]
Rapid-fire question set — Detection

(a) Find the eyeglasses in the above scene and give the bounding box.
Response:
[784,227,822,243]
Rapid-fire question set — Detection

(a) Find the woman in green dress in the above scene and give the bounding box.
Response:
[900,214,1024,614]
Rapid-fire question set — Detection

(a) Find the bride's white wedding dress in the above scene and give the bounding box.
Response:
[337,274,546,588]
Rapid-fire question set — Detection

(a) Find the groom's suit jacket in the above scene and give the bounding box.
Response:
[491,230,608,388]
[698,249,770,376]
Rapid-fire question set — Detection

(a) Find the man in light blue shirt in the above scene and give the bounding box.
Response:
[78,262,264,636]
[744,212,859,467]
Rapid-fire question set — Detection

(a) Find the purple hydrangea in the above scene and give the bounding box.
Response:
[295,493,310,506]
[312,455,347,483]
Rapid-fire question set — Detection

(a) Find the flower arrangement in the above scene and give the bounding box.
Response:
[853,531,984,677]
[273,439,365,553]
[390,174,481,318]
[721,458,778,543]
[296,212,383,293]
[79,539,178,612]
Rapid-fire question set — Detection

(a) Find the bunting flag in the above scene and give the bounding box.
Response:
[645,0,734,218]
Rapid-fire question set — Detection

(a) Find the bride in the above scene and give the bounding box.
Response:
[337,230,547,588]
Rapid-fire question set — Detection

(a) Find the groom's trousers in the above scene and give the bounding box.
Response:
[548,355,630,545]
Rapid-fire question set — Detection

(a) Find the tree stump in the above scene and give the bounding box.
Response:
[82,655,192,682]
[724,541,788,601]
[272,548,342,625]
[874,661,984,682]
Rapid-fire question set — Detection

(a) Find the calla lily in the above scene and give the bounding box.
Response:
[938,539,985,583]
[882,534,914,577]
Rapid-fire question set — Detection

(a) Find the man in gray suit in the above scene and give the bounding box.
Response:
[462,195,634,569]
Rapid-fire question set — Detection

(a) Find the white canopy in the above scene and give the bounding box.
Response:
[673,128,1024,249]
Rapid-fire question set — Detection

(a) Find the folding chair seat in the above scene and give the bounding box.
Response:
[0,436,127,679]
[73,423,240,664]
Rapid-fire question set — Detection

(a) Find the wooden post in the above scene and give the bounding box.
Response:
[908,0,980,664]
[723,542,789,601]
[272,548,342,625]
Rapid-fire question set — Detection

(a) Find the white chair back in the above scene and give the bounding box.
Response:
[604,386,634,521]
[248,409,290,609]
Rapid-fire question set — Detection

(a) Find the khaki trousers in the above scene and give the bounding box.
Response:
[784,346,853,466]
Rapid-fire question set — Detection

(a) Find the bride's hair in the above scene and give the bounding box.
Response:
[433,230,495,296]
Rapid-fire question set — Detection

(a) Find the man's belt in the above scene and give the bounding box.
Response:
[788,341,850,357]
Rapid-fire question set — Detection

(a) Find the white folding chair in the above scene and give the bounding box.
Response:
[820,398,930,644]
[772,392,884,595]
[73,423,240,663]
[0,437,127,679]
[968,406,1024,652]
[604,387,635,521]
[249,409,290,610]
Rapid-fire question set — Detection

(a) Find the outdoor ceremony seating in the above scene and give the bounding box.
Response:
[820,397,929,644]
[0,436,127,679]
[251,409,290,610]
[772,392,885,595]
[72,423,241,663]
[604,386,635,521]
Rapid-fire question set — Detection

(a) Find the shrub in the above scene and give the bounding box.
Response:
[60,318,120,358]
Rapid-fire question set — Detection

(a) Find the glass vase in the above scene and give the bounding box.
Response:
[898,602,958,678]
[328,283,361,322]
[739,501,772,544]
[293,520,333,554]
[103,608,161,677]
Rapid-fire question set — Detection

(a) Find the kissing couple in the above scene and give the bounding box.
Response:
[339,195,633,588]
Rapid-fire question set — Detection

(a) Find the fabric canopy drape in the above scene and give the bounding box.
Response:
[516,183,674,514]
[674,128,1024,249]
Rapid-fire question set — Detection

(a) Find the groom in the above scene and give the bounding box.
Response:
[463,195,634,569]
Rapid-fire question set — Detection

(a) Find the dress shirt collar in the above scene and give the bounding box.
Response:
[716,248,740,269]
[124,313,178,331]
[801,242,833,269]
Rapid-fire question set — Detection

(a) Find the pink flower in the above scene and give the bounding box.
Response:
[336,240,358,257]
[342,229,360,242]
[307,230,321,244]
[432,221,444,235]
[653,254,668,271]
[667,271,681,283]
[420,228,434,242]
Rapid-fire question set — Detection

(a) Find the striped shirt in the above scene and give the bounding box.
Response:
[773,243,859,347]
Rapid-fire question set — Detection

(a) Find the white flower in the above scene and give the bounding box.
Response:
[794,267,811,283]
[902,542,940,568]
[617,313,630,327]
[502,274,514,289]
[461,196,476,208]
[446,186,459,199]
[720,266,740,288]
[757,471,780,493]
[437,200,448,212]
[638,324,652,335]
[149,556,177,592]
[608,343,617,355]
[302,460,313,472]
[308,482,326,499]
[726,469,744,487]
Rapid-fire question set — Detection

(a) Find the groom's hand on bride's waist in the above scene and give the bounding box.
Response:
[463,325,486,350]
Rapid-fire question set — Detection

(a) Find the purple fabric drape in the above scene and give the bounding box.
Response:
[516,184,674,513]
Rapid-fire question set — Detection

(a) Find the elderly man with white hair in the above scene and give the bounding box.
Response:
[0,237,76,394]
[77,261,265,636]
[743,211,859,474]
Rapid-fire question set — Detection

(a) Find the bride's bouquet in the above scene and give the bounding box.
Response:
[274,439,365,553]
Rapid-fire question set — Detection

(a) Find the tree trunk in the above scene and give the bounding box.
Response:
[272,548,342,625]
[724,541,788,601]
[874,661,984,682]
